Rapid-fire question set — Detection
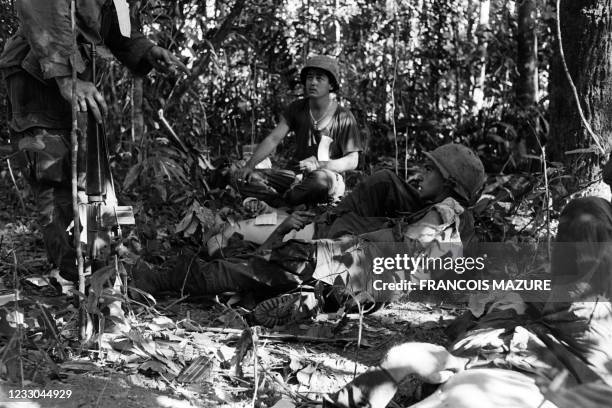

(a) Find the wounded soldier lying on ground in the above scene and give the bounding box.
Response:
[207,143,485,258]
[323,196,612,408]
[131,144,486,325]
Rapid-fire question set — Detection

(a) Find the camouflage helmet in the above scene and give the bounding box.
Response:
[424,144,486,204]
[300,55,340,91]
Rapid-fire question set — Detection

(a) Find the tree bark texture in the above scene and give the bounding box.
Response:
[516,0,539,160]
[549,0,612,180]
[516,0,538,107]
[334,0,341,55]
[472,0,490,112]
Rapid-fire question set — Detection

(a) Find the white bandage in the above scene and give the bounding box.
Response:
[113,0,131,37]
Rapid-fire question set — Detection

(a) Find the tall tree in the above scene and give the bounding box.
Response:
[130,0,144,142]
[516,0,537,108]
[548,0,612,182]
[472,0,490,112]
[516,0,538,159]
[0,2,17,141]
[333,0,342,55]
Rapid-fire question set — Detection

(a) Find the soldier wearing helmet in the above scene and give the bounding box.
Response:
[421,144,486,206]
[134,144,486,324]
[207,143,486,256]
[234,55,365,207]
[317,143,486,249]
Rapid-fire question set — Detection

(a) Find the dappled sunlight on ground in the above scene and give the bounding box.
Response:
[0,164,468,407]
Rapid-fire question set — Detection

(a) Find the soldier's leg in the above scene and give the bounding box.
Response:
[335,169,423,217]
[235,169,296,207]
[133,240,315,299]
[312,169,425,238]
[132,258,284,300]
[36,183,80,281]
[14,128,80,280]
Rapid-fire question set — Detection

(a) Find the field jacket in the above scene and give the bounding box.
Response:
[313,197,466,302]
[0,0,155,131]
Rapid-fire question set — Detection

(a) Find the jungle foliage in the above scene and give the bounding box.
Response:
[1,0,610,243]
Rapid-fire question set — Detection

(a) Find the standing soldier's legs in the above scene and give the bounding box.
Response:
[13,127,80,281]
[5,71,82,281]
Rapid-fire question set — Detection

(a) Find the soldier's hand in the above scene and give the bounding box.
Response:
[243,197,269,216]
[235,166,255,183]
[56,77,108,124]
[277,211,316,234]
[299,156,319,172]
[145,46,190,75]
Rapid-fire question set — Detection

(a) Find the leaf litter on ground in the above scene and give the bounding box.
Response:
[0,173,470,407]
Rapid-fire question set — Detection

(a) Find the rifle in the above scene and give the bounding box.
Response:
[78,44,135,339]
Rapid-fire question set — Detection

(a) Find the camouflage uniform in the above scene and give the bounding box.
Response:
[0,0,155,280]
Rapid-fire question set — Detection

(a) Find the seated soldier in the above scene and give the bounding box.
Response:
[132,144,486,324]
[208,143,485,256]
[324,196,612,408]
[234,55,365,207]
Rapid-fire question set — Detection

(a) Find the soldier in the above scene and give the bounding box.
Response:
[0,0,188,281]
[324,197,612,408]
[208,143,485,258]
[133,143,487,325]
[234,55,365,207]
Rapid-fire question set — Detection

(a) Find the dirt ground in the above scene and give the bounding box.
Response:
[0,172,463,408]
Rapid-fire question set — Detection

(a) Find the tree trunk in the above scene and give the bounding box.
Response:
[304,0,310,58]
[472,0,490,112]
[515,0,538,160]
[466,0,474,40]
[516,0,538,107]
[548,0,612,183]
[334,0,341,55]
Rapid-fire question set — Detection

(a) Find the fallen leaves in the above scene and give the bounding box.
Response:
[0,278,458,407]
[175,200,215,238]
[176,355,215,383]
